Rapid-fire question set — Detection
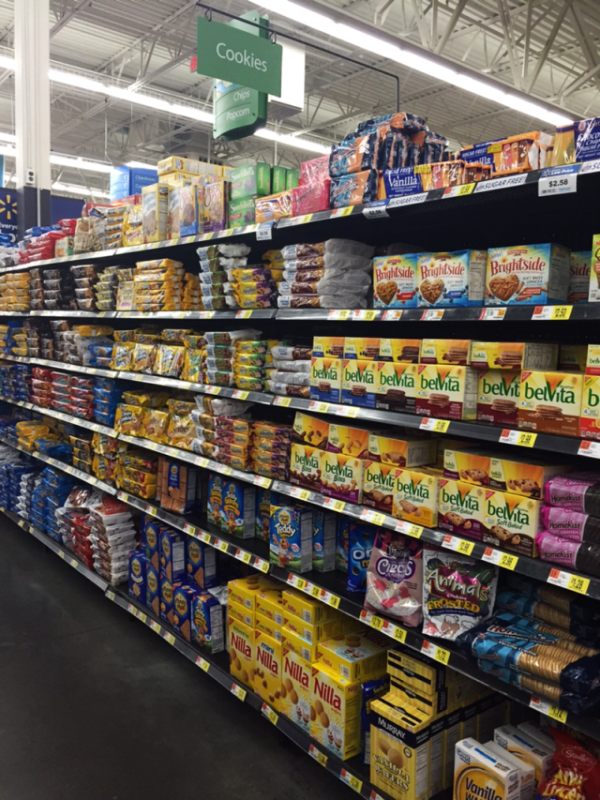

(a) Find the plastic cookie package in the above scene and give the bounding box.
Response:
[364,530,423,626]
[537,729,600,800]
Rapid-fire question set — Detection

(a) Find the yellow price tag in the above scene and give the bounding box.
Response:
[457,539,475,556]
[69,558,79,569]
[195,656,210,672]
[340,770,363,793]
[456,182,475,196]
[363,510,386,526]
[261,703,279,725]
[392,625,407,644]
[328,309,351,320]
[106,590,116,601]
[371,615,384,630]
[551,305,572,320]
[274,396,292,407]
[333,206,353,217]
[215,540,229,553]
[137,611,148,624]
[362,309,377,321]
[293,488,310,501]
[150,621,161,634]
[433,646,450,665]
[517,432,537,447]
[404,524,423,539]
[230,683,247,702]
[238,550,252,565]
[338,405,359,418]
[433,419,450,433]
[309,401,330,414]
[296,577,307,590]
[498,553,519,570]
[309,584,321,598]
[233,390,249,400]
[236,310,252,319]
[567,574,590,595]
[548,706,568,724]
[324,497,345,512]
[308,744,328,766]
[164,632,176,645]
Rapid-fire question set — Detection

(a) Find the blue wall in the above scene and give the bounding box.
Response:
[51,194,84,223]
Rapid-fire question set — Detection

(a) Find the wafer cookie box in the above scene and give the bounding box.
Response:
[282,645,312,732]
[376,362,418,413]
[311,661,362,759]
[416,250,486,307]
[370,695,440,800]
[518,370,583,437]
[310,357,342,403]
[493,725,553,784]
[438,478,485,538]
[254,630,284,711]
[476,369,520,425]
[484,741,535,800]
[229,617,255,688]
[415,365,478,421]
[486,243,570,306]
[454,739,521,800]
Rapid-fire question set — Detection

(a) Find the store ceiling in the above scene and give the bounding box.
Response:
[0,0,598,195]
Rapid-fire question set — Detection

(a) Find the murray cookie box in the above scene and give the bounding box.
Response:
[485,243,570,306]
[416,250,486,307]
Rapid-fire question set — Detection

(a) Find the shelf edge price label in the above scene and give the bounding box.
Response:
[290,486,310,502]
[547,567,590,595]
[362,203,389,219]
[163,632,176,645]
[381,309,403,320]
[323,497,345,513]
[479,307,506,321]
[253,557,270,574]
[400,522,423,539]
[309,400,330,414]
[106,589,116,601]
[538,165,578,198]
[499,429,537,447]
[261,702,279,725]
[308,743,328,766]
[442,534,475,556]
[137,611,148,624]
[150,620,161,634]
[482,547,519,571]
[361,508,386,526]
[531,304,572,321]
[273,396,292,407]
[337,405,359,418]
[235,548,253,565]
[340,769,363,794]
[382,620,407,644]
[319,589,341,609]
[419,417,450,433]
[352,309,378,321]
[529,696,568,724]
[195,655,210,672]
[577,439,600,459]
[214,539,229,554]
[421,639,451,665]
[230,682,247,702]
[327,309,351,320]
[256,222,273,240]
[420,309,444,321]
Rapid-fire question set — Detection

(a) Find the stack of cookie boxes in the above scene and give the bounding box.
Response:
[227,575,388,760]
[370,648,504,800]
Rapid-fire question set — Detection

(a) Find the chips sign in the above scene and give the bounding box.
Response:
[197,16,282,96]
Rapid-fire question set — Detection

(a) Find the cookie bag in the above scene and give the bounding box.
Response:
[364,531,423,626]
[422,548,498,640]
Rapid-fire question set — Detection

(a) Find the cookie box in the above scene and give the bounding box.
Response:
[589,234,600,302]
[368,432,436,468]
[581,374,600,439]
[321,451,364,504]
[416,249,486,307]
[518,370,583,437]
[420,339,472,366]
[341,359,377,408]
[229,617,255,688]
[476,369,521,425]
[470,341,558,371]
[454,739,521,800]
[310,357,342,403]
[415,365,478,420]
[375,362,417,413]
[568,250,591,303]
[482,488,541,557]
[343,337,381,360]
[310,661,362,760]
[191,591,225,653]
[289,443,323,491]
[363,460,400,513]
[254,630,284,712]
[379,338,421,363]
[312,336,344,358]
[373,254,418,308]
[485,243,570,306]
[438,478,485,539]
[392,467,439,527]
[282,646,312,732]
[269,503,313,572]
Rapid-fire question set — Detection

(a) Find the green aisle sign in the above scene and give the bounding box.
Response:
[197,16,282,96]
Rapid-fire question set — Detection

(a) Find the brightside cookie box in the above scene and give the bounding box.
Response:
[416,250,486,307]
[373,254,418,308]
[485,243,570,306]
[589,235,600,302]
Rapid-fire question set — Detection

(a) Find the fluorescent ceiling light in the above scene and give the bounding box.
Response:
[52,180,110,199]
[247,0,573,127]
[254,127,329,154]
[0,131,15,143]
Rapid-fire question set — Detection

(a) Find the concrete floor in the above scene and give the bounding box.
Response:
[0,517,356,800]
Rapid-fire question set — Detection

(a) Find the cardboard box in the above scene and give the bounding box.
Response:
[159,529,185,582]
[454,739,521,800]
[341,358,377,408]
[269,503,313,572]
[312,510,336,572]
[327,422,369,457]
[485,740,536,800]
[282,625,319,663]
[207,474,225,526]
[172,584,197,641]
[518,370,583,437]
[185,537,217,589]
[179,182,200,236]
[201,180,228,232]
[192,591,225,654]
[271,165,288,194]
[282,588,337,625]
[477,369,521,425]
[142,183,169,243]
[220,479,256,538]
[312,336,344,358]
[159,576,178,623]
[283,615,342,646]
[310,357,342,403]
[589,234,600,302]
[376,362,418,412]
[486,243,570,305]
[470,341,558,371]
[363,460,399,513]
[230,162,271,200]
[142,518,160,570]
[373,254,418,308]
[157,156,222,177]
[321,451,364,504]
[228,575,278,612]
[289,442,323,491]
[368,432,436,468]
[559,344,588,372]
[417,249,486,307]
[228,196,256,227]
[343,337,381,360]
[393,467,439,527]
[227,597,255,629]
[311,661,362,759]
[254,630,284,711]
[292,411,329,448]
[438,478,485,539]
[493,725,553,784]
[282,646,312,732]
[569,250,591,303]
[317,635,386,682]
[421,339,472,366]
[482,488,540,556]
[256,610,282,642]
[228,617,255,688]
[128,550,148,605]
[379,338,421,363]
[415,365,478,420]
[146,563,159,617]
[256,589,284,625]
[581,373,600,439]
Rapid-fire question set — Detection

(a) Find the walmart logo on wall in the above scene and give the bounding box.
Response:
[0,189,18,242]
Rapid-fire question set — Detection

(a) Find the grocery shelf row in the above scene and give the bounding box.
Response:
[1,304,599,321]
[3,157,599,273]
[0,508,391,800]
[3,396,597,601]
[1,440,597,741]
[2,352,598,461]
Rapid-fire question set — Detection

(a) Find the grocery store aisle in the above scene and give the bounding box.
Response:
[0,518,353,800]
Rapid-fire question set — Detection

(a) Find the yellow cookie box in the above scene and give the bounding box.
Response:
[256,610,282,642]
[368,433,437,468]
[282,614,342,645]
[327,422,369,457]
[311,661,362,760]
[228,617,255,688]
[392,467,440,527]
[343,337,381,360]
[471,340,558,371]
[281,588,337,625]
[256,590,285,625]
[312,336,344,358]
[317,635,387,682]
[227,598,255,629]
[254,630,284,712]
[292,412,329,448]
[228,575,279,612]
[281,646,313,733]
[282,624,319,663]
[379,338,421,363]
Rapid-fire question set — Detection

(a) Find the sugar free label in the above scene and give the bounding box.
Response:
[474,173,527,192]
[387,192,427,208]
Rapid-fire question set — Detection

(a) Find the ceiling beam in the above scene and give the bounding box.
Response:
[50,0,94,37]
[527,0,572,92]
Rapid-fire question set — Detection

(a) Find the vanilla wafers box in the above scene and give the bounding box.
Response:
[485,243,570,306]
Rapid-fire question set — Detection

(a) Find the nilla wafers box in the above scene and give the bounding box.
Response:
[310,660,362,759]
[228,617,255,688]
[282,646,312,732]
[254,630,284,712]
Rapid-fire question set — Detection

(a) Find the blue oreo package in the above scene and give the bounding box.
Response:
[347,522,375,592]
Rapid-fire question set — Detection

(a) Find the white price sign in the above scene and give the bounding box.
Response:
[538,168,578,197]
[256,222,273,240]
[387,192,428,208]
